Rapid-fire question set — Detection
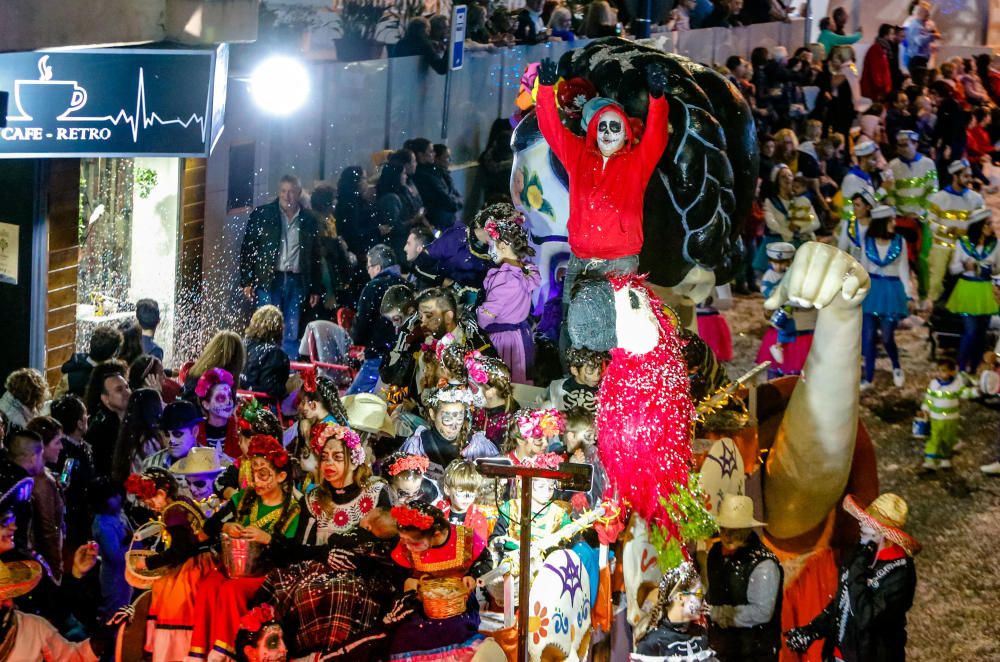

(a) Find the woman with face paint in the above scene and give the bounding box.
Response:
[632,562,717,660]
[383,451,442,507]
[296,422,390,546]
[400,384,500,483]
[475,205,541,384]
[388,501,493,660]
[189,436,300,661]
[195,368,242,459]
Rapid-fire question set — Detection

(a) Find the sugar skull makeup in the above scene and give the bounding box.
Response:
[597,114,626,157]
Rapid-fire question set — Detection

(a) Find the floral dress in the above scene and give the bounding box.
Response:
[298,482,390,546]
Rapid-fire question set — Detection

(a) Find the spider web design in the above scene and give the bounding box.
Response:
[542,551,584,604]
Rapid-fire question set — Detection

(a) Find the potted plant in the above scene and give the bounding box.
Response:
[331,0,387,61]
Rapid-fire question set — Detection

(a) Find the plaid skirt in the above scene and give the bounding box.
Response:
[263,560,395,657]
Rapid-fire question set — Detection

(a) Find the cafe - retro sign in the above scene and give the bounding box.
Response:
[0,46,227,158]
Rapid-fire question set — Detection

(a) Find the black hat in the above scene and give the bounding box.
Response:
[161,401,204,431]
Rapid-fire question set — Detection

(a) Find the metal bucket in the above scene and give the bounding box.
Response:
[220,533,266,578]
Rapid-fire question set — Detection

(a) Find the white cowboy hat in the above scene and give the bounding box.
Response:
[342,393,395,436]
[170,447,225,477]
[715,494,766,529]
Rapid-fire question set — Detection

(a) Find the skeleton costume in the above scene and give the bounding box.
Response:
[786,494,919,662]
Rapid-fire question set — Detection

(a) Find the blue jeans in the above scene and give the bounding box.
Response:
[256,272,305,358]
[347,357,382,395]
[862,314,900,382]
[958,315,990,374]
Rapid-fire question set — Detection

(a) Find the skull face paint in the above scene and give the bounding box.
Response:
[245,623,288,662]
[432,403,466,442]
[597,113,626,157]
[205,384,235,422]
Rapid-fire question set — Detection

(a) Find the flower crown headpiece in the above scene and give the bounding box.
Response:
[391,504,435,531]
[434,332,459,363]
[236,397,263,433]
[465,352,509,387]
[516,408,565,440]
[125,474,157,500]
[241,435,289,470]
[239,603,278,634]
[310,422,365,466]
[387,454,429,477]
[426,384,486,409]
[522,451,564,471]
[194,367,234,399]
[484,213,528,245]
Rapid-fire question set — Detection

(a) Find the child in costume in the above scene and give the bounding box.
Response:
[234,604,288,662]
[383,450,442,507]
[217,398,283,500]
[920,357,977,471]
[440,459,496,541]
[170,447,227,518]
[860,206,913,389]
[838,190,878,261]
[189,435,301,661]
[757,242,804,372]
[786,493,919,662]
[401,383,499,482]
[195,368,241,459]
[926,159,985,301]
[503,407,566,465]
[467,353,519,447]
[945,210,998,374]
[753,164,819,273]
[490,453,572,553]
[125,468,217,662]
[388,501,493,661]
[559,407,607,509]
[543,347,608,414]
[631,561,716,662]
[476,206,541,384]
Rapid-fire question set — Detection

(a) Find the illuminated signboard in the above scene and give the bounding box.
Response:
[0,45,227,158]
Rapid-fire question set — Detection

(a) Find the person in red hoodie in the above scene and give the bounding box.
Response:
[535,57,670,322]
[860,24,894,104]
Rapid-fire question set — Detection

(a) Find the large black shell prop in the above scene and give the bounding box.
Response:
[558,38,757,286]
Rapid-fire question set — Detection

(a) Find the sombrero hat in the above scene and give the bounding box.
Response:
[342,394,395,436]
[0,560,42,600]
[843,493,921,556]
[170,447,225,477]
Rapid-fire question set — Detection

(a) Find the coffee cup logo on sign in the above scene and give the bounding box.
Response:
[10,56,88,123]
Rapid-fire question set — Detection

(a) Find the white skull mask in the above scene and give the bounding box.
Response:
[597,112,626,157]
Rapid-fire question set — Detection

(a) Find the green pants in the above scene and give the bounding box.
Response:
[924,418,959,459]
[926,243,953,302]
[917,222,933,298]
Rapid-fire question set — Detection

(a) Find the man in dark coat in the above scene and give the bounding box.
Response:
[408,138,463,231]
[239,174,324,357]
[348,244,406,394]
[513,0,548,45]
[57,325,122,398]
[786,493,919,662]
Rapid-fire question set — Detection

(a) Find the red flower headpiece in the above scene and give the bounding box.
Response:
[387,454,429,477]
[391,504,435,531]
[194,367,234,399]
[239,603,278,634]
[300,366,318,394]
[484,213,527,245]
[310,422,365,466]
[242,435,289,470]
[522,452,564,471]
[125,474,157,500]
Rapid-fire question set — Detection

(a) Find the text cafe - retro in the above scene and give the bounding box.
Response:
[0,46,227,381]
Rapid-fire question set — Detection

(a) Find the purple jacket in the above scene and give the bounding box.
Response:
[425,222,490,287]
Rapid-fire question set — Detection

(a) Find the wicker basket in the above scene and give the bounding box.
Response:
[124,550,170,589]
[418,576,471,619]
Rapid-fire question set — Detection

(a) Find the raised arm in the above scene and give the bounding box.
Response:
[535,59,585,167]
[636,65,670,169]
